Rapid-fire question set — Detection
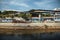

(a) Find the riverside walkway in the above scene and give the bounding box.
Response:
[0,23,60,34]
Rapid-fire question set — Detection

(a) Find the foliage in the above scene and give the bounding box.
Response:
[41,13,51,17]
[0,11,32,21]
[44,25,48,29]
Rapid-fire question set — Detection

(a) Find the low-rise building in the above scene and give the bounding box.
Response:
[27,9,60,23]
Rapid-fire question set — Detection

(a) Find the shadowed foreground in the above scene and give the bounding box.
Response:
[0,26,60,40]
[0,32,60,40]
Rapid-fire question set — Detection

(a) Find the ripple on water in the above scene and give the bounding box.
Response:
[0,32,60,40]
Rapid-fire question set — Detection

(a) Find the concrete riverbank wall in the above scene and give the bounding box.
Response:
[0,23,60,27]
[0,23,60,29]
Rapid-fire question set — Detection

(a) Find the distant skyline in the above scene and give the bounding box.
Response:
[0,0,60,11]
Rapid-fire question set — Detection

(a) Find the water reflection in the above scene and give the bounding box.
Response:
[0,32,60,40]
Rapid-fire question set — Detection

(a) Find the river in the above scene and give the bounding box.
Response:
[0,32,60,40]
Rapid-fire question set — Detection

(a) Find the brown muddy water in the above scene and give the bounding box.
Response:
[0,28,60,40]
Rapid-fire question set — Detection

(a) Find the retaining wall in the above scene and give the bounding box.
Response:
[0,23,60,27]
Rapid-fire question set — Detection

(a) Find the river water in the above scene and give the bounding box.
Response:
[0,32,60,40]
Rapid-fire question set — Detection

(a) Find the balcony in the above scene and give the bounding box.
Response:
[42,16,54,18]
[54,19,60,21]
[55,12,60,15]
[42,15,54,18]
[55,15,60,18]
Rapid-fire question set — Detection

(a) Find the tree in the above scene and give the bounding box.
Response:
[41,13,51,17]
[21,13,32,21]
[44,25,48,29]
[0,11,1,14]
[29,9,35,12]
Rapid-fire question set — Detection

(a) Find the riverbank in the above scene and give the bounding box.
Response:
[0,27,60,34]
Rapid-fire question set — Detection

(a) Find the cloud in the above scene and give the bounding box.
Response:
[34,0,54,9]
[0,0,29,8]
[34,0,52,6]
[1,8,22,12]
[0,0,59,11]
[10,1,29,7]
[3,9,21,11]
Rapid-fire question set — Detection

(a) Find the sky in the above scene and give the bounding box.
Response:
[0,0,60,11]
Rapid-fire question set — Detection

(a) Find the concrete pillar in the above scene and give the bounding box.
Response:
[54,12,56,23]
[39,14,41,22]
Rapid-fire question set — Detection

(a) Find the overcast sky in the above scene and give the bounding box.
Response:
[0,0,60,11]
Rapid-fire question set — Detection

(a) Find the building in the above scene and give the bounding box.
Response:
[54,8,60,22]
[27,9,60,23]
[0,9,60,23]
